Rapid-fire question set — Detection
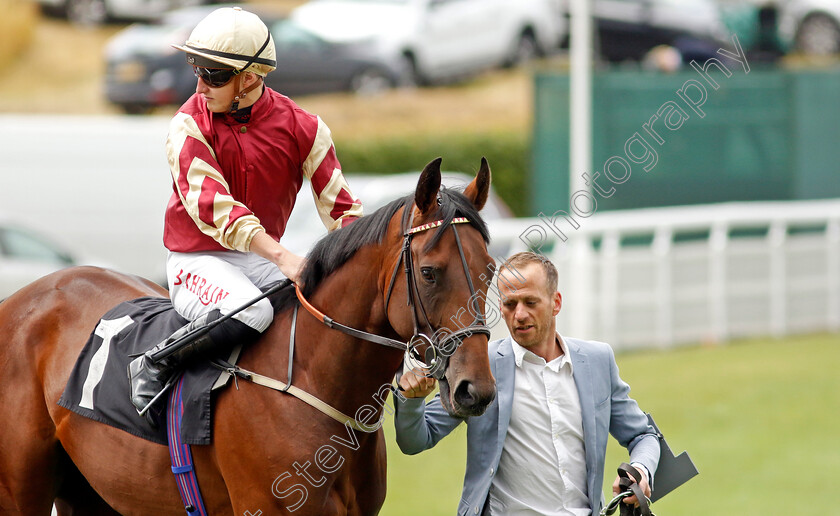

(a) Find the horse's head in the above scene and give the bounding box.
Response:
[386,157,497,418]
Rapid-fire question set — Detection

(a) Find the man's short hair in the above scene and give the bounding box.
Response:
[499,251,558,294]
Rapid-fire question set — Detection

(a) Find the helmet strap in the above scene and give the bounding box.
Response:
[228,73,263,114]
[228,30,272,114]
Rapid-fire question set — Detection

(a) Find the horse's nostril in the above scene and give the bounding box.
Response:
[453,380,478,408]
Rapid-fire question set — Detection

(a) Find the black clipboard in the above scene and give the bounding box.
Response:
[647,413,699,503]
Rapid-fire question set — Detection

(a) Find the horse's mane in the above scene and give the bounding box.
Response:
[271,186,490,311]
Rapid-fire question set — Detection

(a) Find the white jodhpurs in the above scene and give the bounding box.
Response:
[166,250,286,333]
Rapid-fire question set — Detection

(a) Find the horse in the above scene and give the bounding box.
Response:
[0,158,498,515]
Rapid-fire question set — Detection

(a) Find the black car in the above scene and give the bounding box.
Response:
[104,5,408,114]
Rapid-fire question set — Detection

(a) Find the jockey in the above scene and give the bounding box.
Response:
[128,6,363,418]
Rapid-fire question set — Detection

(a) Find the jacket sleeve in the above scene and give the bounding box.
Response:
[166,112,264,252]
[300,116,363,231]
[392,393,466,455]
[606,345,660,484]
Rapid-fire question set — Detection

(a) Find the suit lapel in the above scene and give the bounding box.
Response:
[569,339,597,474]
[494,338,515,451]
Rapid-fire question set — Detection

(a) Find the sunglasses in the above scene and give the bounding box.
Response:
[193,66,238,88]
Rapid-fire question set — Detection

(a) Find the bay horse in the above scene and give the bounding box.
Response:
[0,158,497,515]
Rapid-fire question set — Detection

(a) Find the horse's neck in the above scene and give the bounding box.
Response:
[263,257,403,418]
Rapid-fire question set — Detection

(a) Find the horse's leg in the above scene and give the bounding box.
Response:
[54,450,121,516]
[208,384,314,514]
[209,382,388,516]
[0,334,63,515]
[55,491,120,516]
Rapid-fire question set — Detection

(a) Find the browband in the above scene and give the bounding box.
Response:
[406,216,470,236]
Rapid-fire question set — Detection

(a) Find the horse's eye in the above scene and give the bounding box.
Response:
[420,267,436,284]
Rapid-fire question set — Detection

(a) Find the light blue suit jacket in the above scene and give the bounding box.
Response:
[393,336,660,515]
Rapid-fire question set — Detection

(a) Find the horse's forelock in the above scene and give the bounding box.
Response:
[422,187,490,253]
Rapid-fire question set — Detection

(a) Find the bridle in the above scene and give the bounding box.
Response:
[296,203,491,380]
[386,205,490,379]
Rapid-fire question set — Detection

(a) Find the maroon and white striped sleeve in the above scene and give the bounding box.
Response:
[302,116,363,231]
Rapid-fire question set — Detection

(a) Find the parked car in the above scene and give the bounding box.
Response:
[290,0,566,85]
[0,222,76,299]
[282,171,514,257]
[36,0,219,26]
[776,0,840,55]
[583,0,729,63]
[104,5,408,113]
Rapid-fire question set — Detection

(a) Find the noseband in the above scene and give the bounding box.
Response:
[296,206,490,380]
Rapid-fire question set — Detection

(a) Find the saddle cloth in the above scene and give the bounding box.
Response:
[58,297,237,445]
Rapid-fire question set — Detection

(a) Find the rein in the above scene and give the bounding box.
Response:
[213,210,490,432]
[294,284,406,351]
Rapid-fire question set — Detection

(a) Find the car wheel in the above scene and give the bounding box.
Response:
[349,68,392,96]
[795,13,840,55]
[65,0,108,25]
[505,30,539,68]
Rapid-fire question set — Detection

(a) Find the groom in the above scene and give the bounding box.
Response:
[393,251,660,515]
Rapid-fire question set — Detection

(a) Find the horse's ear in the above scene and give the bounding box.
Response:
[463,157,491,211]
[415,157,443,214]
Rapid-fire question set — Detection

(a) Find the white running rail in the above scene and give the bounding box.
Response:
[485,199,840,350]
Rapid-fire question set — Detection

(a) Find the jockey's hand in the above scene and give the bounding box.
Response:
[250,231,305,284]
[277,252,305,284]
[398,367,436,398]
[612,464,651,507]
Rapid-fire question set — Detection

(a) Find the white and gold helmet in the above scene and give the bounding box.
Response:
[173,6,276,77]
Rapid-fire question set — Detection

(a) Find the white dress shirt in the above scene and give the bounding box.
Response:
[487,336,590,515]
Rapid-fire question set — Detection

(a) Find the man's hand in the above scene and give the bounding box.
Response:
[612,464,651,506]
[398,367,436,399]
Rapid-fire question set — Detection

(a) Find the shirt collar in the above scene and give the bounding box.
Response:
[511,333,573,373]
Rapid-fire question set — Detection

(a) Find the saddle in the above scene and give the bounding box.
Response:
[58,296,239,445]
[601,463,655,516]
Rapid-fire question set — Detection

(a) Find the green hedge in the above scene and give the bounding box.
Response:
[334,130,531,216]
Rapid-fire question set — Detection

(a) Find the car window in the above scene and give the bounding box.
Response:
[272,19,326,51]
[0,228,73,265]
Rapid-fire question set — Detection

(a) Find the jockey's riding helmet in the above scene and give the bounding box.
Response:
[172,6,276,77]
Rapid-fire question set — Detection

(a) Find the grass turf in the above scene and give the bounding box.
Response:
[378,332,839,515]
